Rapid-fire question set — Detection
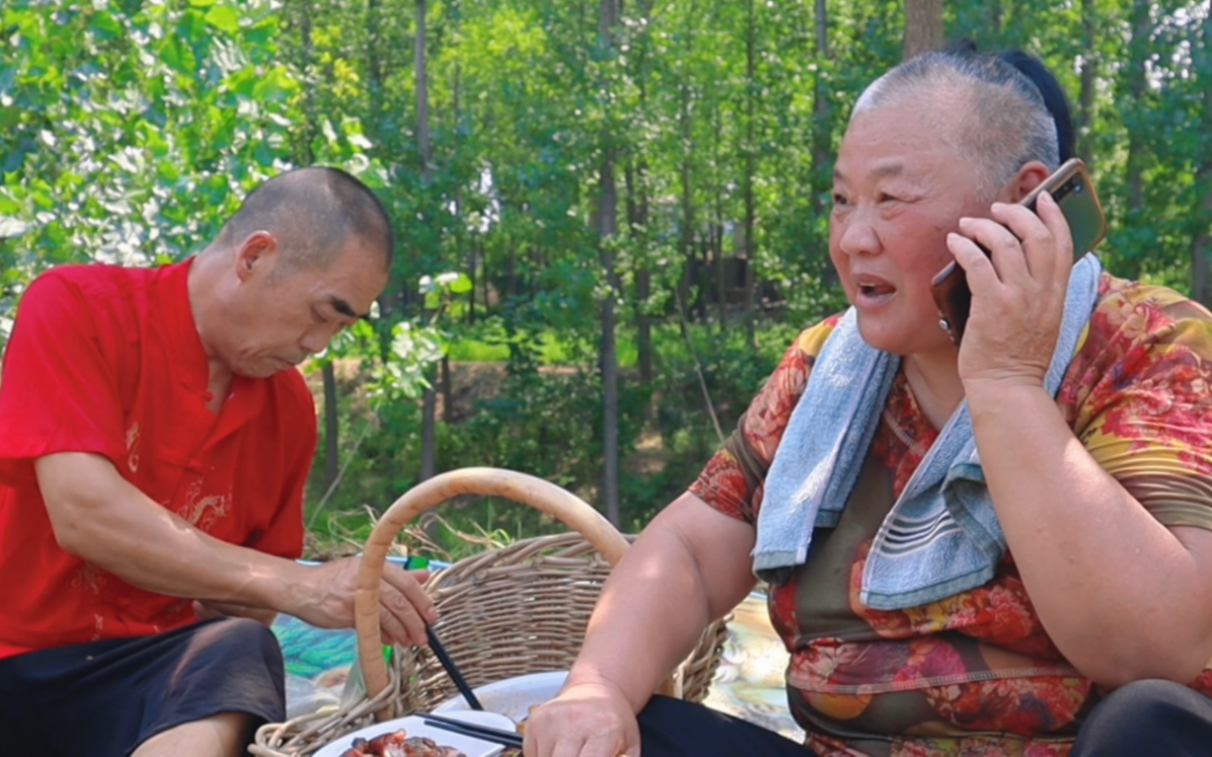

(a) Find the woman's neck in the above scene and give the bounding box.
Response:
[902,348,964,430]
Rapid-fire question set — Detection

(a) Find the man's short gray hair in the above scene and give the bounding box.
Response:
[213,166,394,277]
[851,51,1060,198]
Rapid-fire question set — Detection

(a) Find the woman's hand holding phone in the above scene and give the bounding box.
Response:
[931,158,1107,348]
[946,191,1074,393]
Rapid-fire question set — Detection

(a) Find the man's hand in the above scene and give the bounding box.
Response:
[524,679,640,757]
[286,557,437,647]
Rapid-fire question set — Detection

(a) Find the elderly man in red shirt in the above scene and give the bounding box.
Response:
[0,167,434,757]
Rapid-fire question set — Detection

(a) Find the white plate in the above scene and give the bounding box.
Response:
[312,710,518,757]
[432,671,569,723]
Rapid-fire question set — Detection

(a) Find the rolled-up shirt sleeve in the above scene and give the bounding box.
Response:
[1069,288,1212,530]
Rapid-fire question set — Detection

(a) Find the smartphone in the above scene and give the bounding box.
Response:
[930,158,1108,346]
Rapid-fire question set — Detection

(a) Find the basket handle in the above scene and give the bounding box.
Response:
[355,467,632,713]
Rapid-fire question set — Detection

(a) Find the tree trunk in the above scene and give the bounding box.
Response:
[296,3,340,493]
[506,238,517,301]
[598,0,621,526]
[1126,0,1149,201]
[902,0,944,60]
[741,0,758,350]
[1121,0,1149,280]
[599,164,620,527]
[810,0,830,215]
[1077,0,1095,161]
[706,104,724,327]
[636,264,653,383]
[624,161,654,384]
[811,0,836,288]
[1193,180,1211,305]
[715,217,727,332]
[677,6,696,337]
[297,0,315,155]
[440,354,453,420]
[323,360,339,487]
[1192,17,1212,306]
[415,0,431,178]
[481,238,490,314]
[416,0,437,482]
[367,0,383,110]
[706,211,721,325]
[631,0,654,386]
[366,0,400,331]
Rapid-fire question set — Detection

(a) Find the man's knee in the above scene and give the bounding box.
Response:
[1074,679,1212,756]
[196,617,284,671]
[165,617,287,723]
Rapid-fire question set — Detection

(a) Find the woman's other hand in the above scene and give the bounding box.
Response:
[949,190,1074,392]
[523,679,641,757]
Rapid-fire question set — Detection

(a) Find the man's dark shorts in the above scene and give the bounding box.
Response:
[0,616,286,756]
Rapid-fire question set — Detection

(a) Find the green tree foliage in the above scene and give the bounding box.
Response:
[0,0,376,336]
[3,0,1211,545]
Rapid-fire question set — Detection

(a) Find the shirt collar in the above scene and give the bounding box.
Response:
[150,257,210,396]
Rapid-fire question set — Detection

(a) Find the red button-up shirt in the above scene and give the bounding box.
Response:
[0,259,314,659]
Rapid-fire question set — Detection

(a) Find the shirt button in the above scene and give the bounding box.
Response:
[202,391,214,401]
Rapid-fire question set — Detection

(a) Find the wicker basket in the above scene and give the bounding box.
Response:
[252,468,728,756]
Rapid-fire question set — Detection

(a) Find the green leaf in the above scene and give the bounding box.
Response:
[88,10,123,38]
[448,272,473,294]
[188,0,217,7]
[0,193,21,215]
[156,160,181,183]
[253,141,276,167]
[162,37,191,75]
[251,67,296,103]
[228,70,257,99]
[204,5,240,35]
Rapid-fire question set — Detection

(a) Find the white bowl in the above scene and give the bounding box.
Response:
[313,710,518,757]
[432,671,569,723]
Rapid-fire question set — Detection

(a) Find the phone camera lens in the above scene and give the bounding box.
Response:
[1073,183,1084,194]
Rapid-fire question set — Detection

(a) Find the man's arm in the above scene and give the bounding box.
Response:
[36,452,437,645]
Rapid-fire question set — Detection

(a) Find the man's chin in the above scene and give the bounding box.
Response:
[236,361,290,379]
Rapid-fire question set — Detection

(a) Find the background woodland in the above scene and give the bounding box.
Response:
[2,0,1209,553]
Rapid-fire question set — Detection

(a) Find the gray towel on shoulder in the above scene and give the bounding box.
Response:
[753,254,1102,609]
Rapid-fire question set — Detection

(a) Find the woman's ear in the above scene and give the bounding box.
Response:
[1000,161,1052,204]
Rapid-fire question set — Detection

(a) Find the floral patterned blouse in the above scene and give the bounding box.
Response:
[690,274,1212,756]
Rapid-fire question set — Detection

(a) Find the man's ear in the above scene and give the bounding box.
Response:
[234,231,278,283]
[1000,160,1052,204]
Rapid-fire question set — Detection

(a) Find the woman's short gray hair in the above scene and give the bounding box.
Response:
[851,51,1060,198]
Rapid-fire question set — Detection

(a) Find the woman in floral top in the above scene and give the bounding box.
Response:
[524,47,1212,757]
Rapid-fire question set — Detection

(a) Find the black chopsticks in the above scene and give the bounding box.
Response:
[421,712,524,749]
[425,624,485,711]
